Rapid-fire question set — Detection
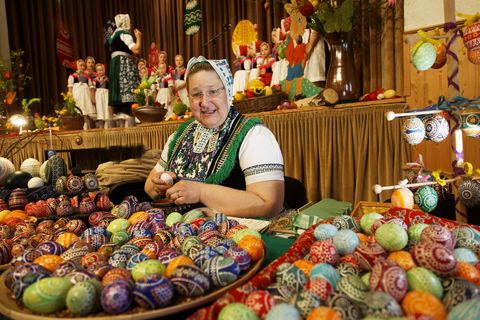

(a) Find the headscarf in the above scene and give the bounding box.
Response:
[114,14,131,31]
[186,56,233,105]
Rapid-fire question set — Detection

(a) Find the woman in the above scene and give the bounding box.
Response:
[108,14,142,114]
[145,56,285,218]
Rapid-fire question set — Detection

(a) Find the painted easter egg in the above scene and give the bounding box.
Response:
[310,263,341,289]
[245,290,275,318]
[414,186,439,212]
[391,187,415,208]
[131,259,165,281]
[291,290,322,319]
[332,229,359,256]
[461,113,480,137]
[66,280,99,315]
[165,255,195,277]
[266,303,301,320]
[225,246,251,272]
[166,212,183,227]
[218,302,259,320]
[83,173,99,191]
[238,235,264,261]
[202,255,240,287]
[423,114,449,142]
[326,291,362,320]
[406,266,444,299]
[458,179,480,208]
[23,277,73,314]
[402,117,425,145]
[408,223,430,246]
[337,275,368,305]
[375,223,408,251]
[20,158,41,177]
[401,291,446,320]
[369,259,407,302]
[0,157,15,185]
[411,41,437,71]
[353,238,387,271]
[309,240,339,264]
[170,264,210,297]
[305,277,333,301]
[454,247,479,264]
[449,298,480,320]
[411,241,457,276]
[420,224,456,249]
[133,274,174,309]
[332,215,360,232]
[387,250,416,271]
[33,254,64,272]
[8,188,28,210]
[313,224,338,240]
[359,213,383,235]
[100,280,132,314]
[182,208,204,223]
[442,278,480,312]
[27,177,44,189]
[275,263,307,292]
[361,291,403,318]
[265,283,294,304]
[101,268,132,286]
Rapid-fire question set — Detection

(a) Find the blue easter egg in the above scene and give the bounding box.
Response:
[192,246,220,269]
[225,247,252,272]
[266,303,301,320]
[332,229,359,255]
[202,256,240,287]
[314,224,338,240]
[133,274,174,309]
[170,265,210,297]
[101,280,132,314]
[126,252,149,271]
[310,263,341,290]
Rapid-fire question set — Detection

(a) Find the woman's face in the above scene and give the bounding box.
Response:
[175,56,184,68]
[86,58,95,70]
[188,70,228,129]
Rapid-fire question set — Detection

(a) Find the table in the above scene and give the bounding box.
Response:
[1,99,410,204]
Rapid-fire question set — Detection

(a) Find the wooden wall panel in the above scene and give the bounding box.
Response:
[403,32,480,171]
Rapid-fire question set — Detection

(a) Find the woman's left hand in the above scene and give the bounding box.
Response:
[165,180,202,205]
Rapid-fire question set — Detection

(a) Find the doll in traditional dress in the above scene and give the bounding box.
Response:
[67,59,96,129]
[93,63,112,128]
[85,56,96,79]
[257,42,275,86]
[155,62,174,117]
[157,51,174,75]
[171,54,188,106]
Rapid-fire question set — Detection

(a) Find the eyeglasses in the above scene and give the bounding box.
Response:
[190,87,225,101]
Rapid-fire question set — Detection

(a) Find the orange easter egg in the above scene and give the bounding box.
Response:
[34,254,64,272]
[357,233,369,243]
[388,250,416,271]
[102,267,132,286]
[165,255,195,277]
[456,261,480,284]
[402,291,446,320]
[6,210,29,221]
[128,211,149,225]
[293,259,314,278]
[238,235,264,261]
[307,306,342,320]
[55,232,80,249]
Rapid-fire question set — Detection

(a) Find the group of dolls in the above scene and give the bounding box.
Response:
[136,51,188,117]
[67,56,114,129]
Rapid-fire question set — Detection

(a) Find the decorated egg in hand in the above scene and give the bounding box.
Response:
[160,172,174,186]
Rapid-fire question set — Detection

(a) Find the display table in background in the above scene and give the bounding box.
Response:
[2,98,409,205]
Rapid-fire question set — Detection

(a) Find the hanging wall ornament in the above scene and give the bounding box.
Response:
[432,42,447,69]
[184,0,202,36]
[411,30,439,71]
[414,186,438,212]
[460,13,480,64]
[423,114,449,142]
[461,113,480,138]
[458,179,480,208]
[402,117,425,145]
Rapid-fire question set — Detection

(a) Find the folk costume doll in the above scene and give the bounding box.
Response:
[67,59,96,129]
[257,42,275,86]
[171,54,189,106]
[93,63,112,128]
[85,56,96,79]
[155,62,174,117]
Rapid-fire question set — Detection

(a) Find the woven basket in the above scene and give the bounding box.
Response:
[233,92,288,114]
[352,201,421,219]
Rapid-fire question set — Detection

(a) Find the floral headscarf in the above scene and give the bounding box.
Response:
[114,14,131,31]
[186,56,234,105]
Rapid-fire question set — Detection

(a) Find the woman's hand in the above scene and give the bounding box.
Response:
[145,170,176,199]
[165,179,202,205]
[134,29,142,39]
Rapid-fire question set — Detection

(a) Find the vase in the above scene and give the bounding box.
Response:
[61,115,84,131]
[325,32,360,102]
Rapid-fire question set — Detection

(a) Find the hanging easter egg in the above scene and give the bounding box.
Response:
[20,158,41,177]
[423,114,449,142]
[0,157,15,185]
[414,186,438,212]
[411,42,437,71]
[463,21,480,64]
[391,187,414,209]
[458,179,480,208]
[461,113,480,137]
[402,117,425,145]
[431,41,447,69]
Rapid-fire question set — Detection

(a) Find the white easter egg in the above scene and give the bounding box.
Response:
[160,172,174,186]
[28,177,45,189]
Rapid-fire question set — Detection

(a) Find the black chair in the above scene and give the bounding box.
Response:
[107,176,308,209]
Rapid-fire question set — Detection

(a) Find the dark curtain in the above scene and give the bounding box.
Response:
[6,0,402,115]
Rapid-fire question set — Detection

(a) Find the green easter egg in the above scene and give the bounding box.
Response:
[219,302,259,320]
[360,213,384,235]
[166,212,183,227]
[406,267,443,299]
[232,228,262,243]
[107,218,130,234]
[111,230,131,245]
[412,42,436,71]
[408,223,429,244]
[375,223,408,251]
[66,281,99,315]
[414,186,438,212]
[182,209,205,223]
[132,259,165,281]
[23,277,73,314]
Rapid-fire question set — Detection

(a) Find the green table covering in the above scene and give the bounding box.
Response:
[262,233,296,267]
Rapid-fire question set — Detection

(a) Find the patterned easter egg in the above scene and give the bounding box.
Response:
[292,259,314,279]
[20,158,41,177]
[157,247,182,265]
[245,290,275,318]
[34,254,65,272]
[37,241,65,255]
[313,224,338,240]
[387,250,416,271]
[66,175,84,193]
[442,278,480,312]
[133,274,174,308]
[101,280,132,314]
[8,188,28,210]
[97,243,118,259]
[412,241,457,276]
[412,41,436,71]
[453,247,479,264]
[197,220,217,233]
[107,218,130,234]
[66,280,99,315]
[238,235,264,261]
[52,260,78,277]
[111,231,131,245]
[455,226,480,242]
[353,238,387,271]
[361,291,403,318]
[276,263,307,292]
[225,246,251,272]
[181,236,201,255]
[423,114,449,142]
[79,197,96,214]
[203,255,240,287]
[458,180,480,208]
[182,208,204,223]
[0,157,15,185]
[233,229,262,244]
[420,224,456,249]
[337,275,368,305]
[101,268,132,286]
[408,223,430,246]
[131,259,165,281]
[265,283,293,304]
[455,237,480,253]
[218,302,259,320]
[461,113,480,137]
[332,229,359,256]
[83,173,99,191]
[448,298,480,320]
[55,232,79,249]
[306,306,341,320]
[266,303,301,320]
[414,186,439,212]
[310,263,341,289]
[309,240,339,264]
[61,247,90,264]
[326,292,362,320]
[305,277,333,300]
[56,199,73,216]
[336,262,360,278]
[375,223,408,251]
[170,264,210,297]
[291,290,322,319]
[456,261,480,284]
[369,259,407,301]
[402,291,446,320]
[4,263,50,291]
[166,212,183,227]
[391,187,415,208]
[165,255,195,277]
[11,271,50,300]
[332,215,360,232]
[359,213,383,235]
[23,277,73,314]
[402,117,425,145]
[406,266,444,301]
[126,252,149,271]
[65,269,96,285]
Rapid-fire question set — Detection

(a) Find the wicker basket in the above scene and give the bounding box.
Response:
[233,92,288,114]
[352,201,421,219]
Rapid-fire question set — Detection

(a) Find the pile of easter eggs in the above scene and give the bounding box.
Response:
[0,197,264,317]
[215,214,480,320]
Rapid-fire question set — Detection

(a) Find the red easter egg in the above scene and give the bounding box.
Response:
[245,290,275,318]
[369,259,407,301]
[353,238,388,271]
[411,241,457,276]
[309,240,339,264]
[420,224,455,250]
[306,277,333,301]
